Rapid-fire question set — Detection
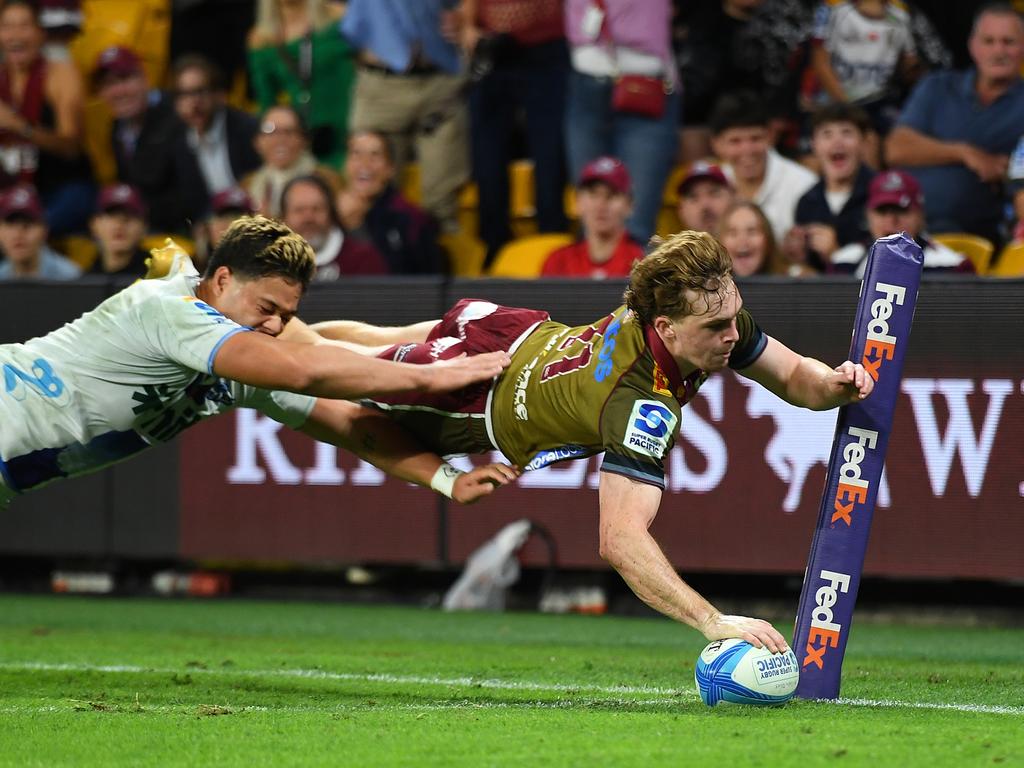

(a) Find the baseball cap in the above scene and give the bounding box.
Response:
[96,183,146,218]
[211,187,255,216]
[578,156,631,195]
[0,184,44,222]
[677,161,731,196]
[868,170,924,211]
[94,45,143,82]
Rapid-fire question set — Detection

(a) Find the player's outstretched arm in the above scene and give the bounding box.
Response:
[213,331,509,400]
[598,472,788,653]
[739,336,873,411]
[278,317,393,357]
[310,319,438,346]
[300,399,519,503]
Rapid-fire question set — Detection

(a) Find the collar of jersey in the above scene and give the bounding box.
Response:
[643,323,702,404]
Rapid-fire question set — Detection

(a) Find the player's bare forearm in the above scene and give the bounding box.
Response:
[311,319,437,346]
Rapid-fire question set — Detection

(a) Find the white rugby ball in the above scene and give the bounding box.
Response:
[695,638,799,706]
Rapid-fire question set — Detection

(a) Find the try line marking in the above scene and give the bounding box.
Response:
[1,661,1020,716]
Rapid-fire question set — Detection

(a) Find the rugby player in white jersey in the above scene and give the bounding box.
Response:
[0,216,516,509]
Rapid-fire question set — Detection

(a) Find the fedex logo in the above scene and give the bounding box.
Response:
[804,569,850,669]
[862,282,906,382]
[832,426,878,526]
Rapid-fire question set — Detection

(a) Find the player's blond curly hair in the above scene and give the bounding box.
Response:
[207,215,316,288]
[624,231,734,323]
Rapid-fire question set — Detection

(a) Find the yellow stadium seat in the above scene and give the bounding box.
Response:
[931,233,994,274]
[52,235,98,270]
[509,159,535,219]
[991,242,1024,277]
[400,163,421,205]
[488,234,573,279]
[439,232,486,277]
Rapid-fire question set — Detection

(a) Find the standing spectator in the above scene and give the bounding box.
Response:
[197,186,256,271]
[676,161,735,235]
[564,0,680,246]
[241,104,339,218]
[341,0,469,230]
[886,4,1024,244]
[710,92,816,242]
[336,130,443,274]
[37,0,81,62]
[0,182,78,279]
[88,183,149,278]
[719,200,788,277]
[171,53,261,222]
[281,174,387,279]
[248,0,352,169]
[94,45,194,235]
[0,0,92,235]
[541,156,643,279]
[458,0,568,263]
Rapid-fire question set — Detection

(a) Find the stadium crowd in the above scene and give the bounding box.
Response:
[1,0,1023,282]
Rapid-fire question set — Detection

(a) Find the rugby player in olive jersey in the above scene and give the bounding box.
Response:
[311,231,875,653]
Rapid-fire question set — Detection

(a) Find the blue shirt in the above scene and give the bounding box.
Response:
[896,69,1024,238]
[0,247,81,280]
[341,0,461,74]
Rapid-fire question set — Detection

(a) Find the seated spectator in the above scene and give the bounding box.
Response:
[885,4,1024,245]
[541,156,643,279]
[94,45,194,235]
[789,103,874,270]
[0,182,78,279]
[197,186,255,270]
[88,183,149,277]
[0,0,93,235]
[830,170,976,276]
[241,104,339,218]
[710,93,816,243]
[676,161,735,235]
[281,174,387,280]
[248,0,352,168]
[720,200,791,277]
[336,130,443,274]
[171,53,261,221]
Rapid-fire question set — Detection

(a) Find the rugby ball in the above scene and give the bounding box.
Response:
[695,639,799,706]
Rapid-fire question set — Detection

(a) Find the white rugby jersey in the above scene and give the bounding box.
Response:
[814,2,914,104]
[0,261,315,498]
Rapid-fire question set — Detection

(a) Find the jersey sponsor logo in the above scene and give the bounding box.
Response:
[803,569,850,670]
[623,400,677,459]
[130,374,234,443]
[524,445,588,471]
[2,358,69,406]
[593,314,623,383]
[183,297,232,325]
[862,281,906,382]
[652,364,672,397]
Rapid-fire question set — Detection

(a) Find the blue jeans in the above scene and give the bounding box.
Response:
[565,69,681,245]
[42,181,96,236]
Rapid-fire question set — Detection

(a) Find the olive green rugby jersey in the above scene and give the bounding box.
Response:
[489,305,766,488]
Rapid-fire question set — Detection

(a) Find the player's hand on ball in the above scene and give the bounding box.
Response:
[828,360,873,403]
[699,613,789,655]
[452,463,521,504]
[423,352,511,393]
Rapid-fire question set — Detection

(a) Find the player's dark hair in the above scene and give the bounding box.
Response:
[708,92,770,136]
[810,102,871,135]
[625,231,734,322]
[205,215,315,289]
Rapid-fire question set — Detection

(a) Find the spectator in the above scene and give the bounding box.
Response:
[341,0,469,230]
[241,104,339,218]
[198,186,256,270]
[336,130,443,274]
[88,183,149,278]
[458,0,568,263]
[564,0,680,246]
[541,156,643,279]
[830,170,976,276]
[710,92,817,243]
[676,161,735,235]
[171,53,261,222]
[0,182,78,279]
[789,103,874,270]
[94,45,194,235]
[0,0,92,235]
[281,174,387,280]
[885,3,1024,245]
[248,0,352,169]
[38,0,81,62]
[720,200,790,277]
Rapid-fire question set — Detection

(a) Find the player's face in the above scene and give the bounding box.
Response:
[209,270,302,337]
[812,122,862,183]
[660,284,743,373]
[711,127,769,183]
[678,180,733,234]
[970,12,1024,83]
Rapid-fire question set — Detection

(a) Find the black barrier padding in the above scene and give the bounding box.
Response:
[0,473,109,556]
[109,443,179,558]
[0,280,111,343]
[299,277,447,325]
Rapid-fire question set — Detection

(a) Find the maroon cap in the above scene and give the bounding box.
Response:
[868,170,924,211]
[578,156,631,195]
[0,184,44,222]
[94,45,143,81]
[677,161,731,196]
[211,187,255,216]
[96,183,146,218]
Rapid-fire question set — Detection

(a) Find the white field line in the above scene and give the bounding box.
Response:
[1,661,1021,716]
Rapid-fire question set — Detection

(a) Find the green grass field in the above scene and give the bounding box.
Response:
[0,594,1021,767]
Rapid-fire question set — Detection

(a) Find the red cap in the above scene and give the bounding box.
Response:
[94,45,143,81]
[0,184,44,222]
[578,156,631,195]
[211,187,255,216]
[677,161,731,195]
[96,183,146,218]
[868,170,924,210]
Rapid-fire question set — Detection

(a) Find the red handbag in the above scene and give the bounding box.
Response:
[611,74,668,120]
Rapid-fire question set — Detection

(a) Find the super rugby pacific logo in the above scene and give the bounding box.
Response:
[803,569,850,670]
[832,426,878,527]
[623,400,677,459]
[862,282,906,382]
